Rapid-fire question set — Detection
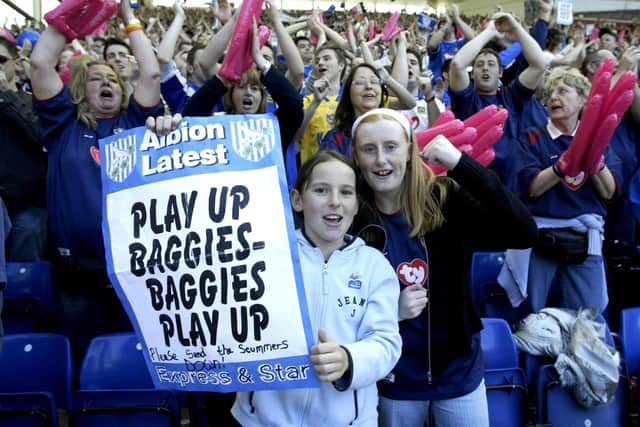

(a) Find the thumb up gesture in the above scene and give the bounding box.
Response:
[310,328,349,382]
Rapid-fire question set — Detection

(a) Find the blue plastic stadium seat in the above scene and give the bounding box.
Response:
[3,261,57,333]
[73,390,180,427]
[0,392,56,427]
[621,308,640,379]
[522,352,553,397]
[484,368,527,427]
[621,307,640,412]
[0,333,72,427]
[481,318,518,370]
[71,333,180,427]
[471,252,526,326]
[79,333,154,390]
[481,318,528,426]
[536,364,626,426]
[471,252,505,293]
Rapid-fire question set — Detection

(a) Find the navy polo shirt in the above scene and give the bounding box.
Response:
[516,121,624,219]
[35,87,164,260]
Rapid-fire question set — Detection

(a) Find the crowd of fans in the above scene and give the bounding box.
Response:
[1,0,640,425]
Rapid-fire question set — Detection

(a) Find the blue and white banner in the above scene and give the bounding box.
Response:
[100,114,319,392]
[417,13,436,33]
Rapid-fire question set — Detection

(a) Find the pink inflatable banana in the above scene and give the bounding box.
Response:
[475,150,496,167]
[588,58,615,103]
[310,12,324,46]
[470,124,504,159]
[218,0,266,83]
[583,113,619,176]
[45,0,118,43]
[449,127,477,148]
[462,105,498,129]
[473,108,509,137]
[415,120,464,151]
[380,12,401,42]
[432,110,456,127]
[368,20,376,41]
[425,163,448,176]
[601,71,637,115]
[558,94,604,177]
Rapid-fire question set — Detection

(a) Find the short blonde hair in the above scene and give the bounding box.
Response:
[544,67,591,101]
[69,54,94,82]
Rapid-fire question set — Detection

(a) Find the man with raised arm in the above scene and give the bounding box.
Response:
[427,4,475,81]
[449,12,549,188]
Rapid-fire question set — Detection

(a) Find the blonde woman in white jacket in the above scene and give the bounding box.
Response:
[232,150,402,426]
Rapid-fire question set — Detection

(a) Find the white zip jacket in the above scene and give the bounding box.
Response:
[232,229,401,426]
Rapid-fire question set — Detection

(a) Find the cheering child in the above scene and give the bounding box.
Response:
[232,150,402,426]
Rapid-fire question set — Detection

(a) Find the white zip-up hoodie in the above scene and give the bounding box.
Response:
[232,229,401,426]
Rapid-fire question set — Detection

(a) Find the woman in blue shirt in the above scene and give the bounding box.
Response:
[349,108,537,427]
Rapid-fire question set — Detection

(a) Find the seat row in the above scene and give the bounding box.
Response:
[2,261,640,426]
[2,313,635,427]
[0,332,183,427]
[2,261,58,334]
[481,312,640,426]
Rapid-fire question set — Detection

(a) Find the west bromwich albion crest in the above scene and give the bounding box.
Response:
[104,133,137,183]
[229,117,277,162]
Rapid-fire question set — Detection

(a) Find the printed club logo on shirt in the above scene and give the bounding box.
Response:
[397,258,428,286]
[90,146,101,166]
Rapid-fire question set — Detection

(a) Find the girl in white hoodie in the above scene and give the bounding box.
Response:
[231,150,401,426]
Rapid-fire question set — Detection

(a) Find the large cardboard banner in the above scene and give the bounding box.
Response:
[99,114,319,392]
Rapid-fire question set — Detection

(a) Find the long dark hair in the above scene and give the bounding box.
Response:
[334,63,388,137]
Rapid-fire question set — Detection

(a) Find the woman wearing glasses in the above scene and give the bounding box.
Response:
[320,63,415,158]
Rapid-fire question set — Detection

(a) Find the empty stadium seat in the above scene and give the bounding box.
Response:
[485,368,527,427]
[471,252,524,326]
[0,333,72,426]
[621,307,640,415]
[481,317,518,370]
[471,252,505,297]
[79,333,154,390]
[71,333,180,427]
[621,308,640,380]
[481,318,529,426]
[2,261,57,333]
